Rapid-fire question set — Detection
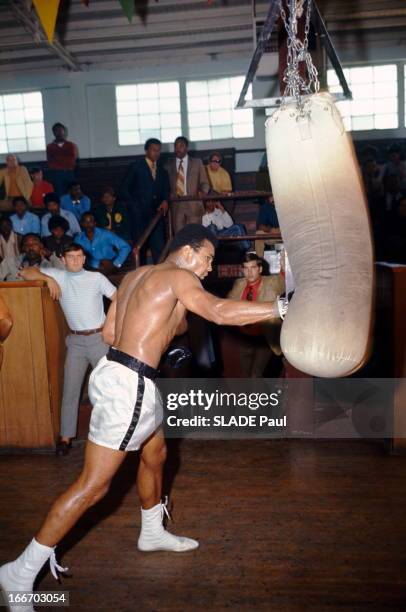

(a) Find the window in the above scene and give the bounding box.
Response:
[186,76,254,141]
[328,65,398,131]
[0,91,46,154]
[404,65,406,127]
[116,81,181,145]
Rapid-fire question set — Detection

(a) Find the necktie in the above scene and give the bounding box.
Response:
[151,162,157,180]
[246,286,254,301]
[176,160,185,197]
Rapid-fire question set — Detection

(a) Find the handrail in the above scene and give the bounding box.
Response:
[217,233,282,243]
[158,238,172,264]
[169,190,272,203]
[133,209,165,268]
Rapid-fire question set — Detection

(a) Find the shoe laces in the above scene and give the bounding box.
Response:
[50,549,69,581]
[161,496,171,522]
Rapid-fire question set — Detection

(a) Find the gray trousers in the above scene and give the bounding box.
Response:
[61,333,108,438]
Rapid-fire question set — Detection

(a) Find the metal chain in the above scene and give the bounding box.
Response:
[279,0,320,115]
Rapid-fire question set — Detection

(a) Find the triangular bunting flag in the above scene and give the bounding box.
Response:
[118,0,135,23]
[32,0,61,42]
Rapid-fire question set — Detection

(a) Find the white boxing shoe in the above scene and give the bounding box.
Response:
[137,498,199,553]
[0,539,67,612]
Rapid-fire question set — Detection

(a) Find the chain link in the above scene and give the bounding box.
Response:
[279,0,320,115]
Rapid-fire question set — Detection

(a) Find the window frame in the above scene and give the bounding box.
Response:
[0,90,46,154]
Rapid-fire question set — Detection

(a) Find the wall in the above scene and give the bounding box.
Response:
[1,36,405,172]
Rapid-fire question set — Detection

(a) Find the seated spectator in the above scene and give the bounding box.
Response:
[362,155,384,201]
[93,187,131,242]
[41,193,81,238]
[43,216,73,258]
[205,152,232,193]
[0,217,19,260]
[202,199,250,250]
[61,182,91,221]
[10,196,40,236]
[254,194,281,258]
[30,167,54,208]
[0,154,33,202]
[227,252,285,378]
[46,122,78,196]
[384,174,405,213]
[0,233,63,281]
[75,212,131,273]
[384,144,406,191]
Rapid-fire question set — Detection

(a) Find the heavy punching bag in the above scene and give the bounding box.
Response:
[266,92,374,377]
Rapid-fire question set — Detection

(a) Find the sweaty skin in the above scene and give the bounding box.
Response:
[0,295,13,369]
[103,240,281,367]
[30,239,281,549]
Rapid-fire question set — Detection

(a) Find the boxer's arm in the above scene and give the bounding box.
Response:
[173,272,281,326]
[0,296,12,342]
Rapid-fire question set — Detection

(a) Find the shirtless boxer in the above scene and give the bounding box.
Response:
[0,225,286,609]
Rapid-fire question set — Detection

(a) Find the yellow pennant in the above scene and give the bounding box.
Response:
[32,0,61,42]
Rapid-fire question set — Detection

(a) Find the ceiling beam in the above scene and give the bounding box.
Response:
[9,0,81,71]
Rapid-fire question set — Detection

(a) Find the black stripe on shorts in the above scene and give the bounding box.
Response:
[119,375,145,451]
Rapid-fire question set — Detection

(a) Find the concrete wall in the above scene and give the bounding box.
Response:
[1,42,405,172]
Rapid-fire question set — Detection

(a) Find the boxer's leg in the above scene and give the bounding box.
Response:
[137,430,199,552]
[0,442,126,609]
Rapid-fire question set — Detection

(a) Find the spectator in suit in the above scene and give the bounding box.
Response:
[166,136,210,234]
[46,123,78,196]
[10,196,40,236]
[93,187,131,242]
[0,217,19,260]
[75,212,131,273]
[0,154,33,202]
[228,252,285,378]
[29,167,54,208]
[61,182,91,222]
[41,193,81,238]
[43,216,73,258]
[120,138,169,262]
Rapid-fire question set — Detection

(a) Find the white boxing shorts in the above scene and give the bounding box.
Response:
[88,348,163,452]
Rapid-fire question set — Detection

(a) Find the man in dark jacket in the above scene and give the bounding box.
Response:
[120,138,170,263]
[93,187,131,242]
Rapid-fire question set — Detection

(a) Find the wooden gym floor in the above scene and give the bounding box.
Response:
[0,439,405,612]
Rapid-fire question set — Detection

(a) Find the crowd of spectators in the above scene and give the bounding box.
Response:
[1,126,404,454]
[0,127,253,277]
[361,144,406,263]
[0,125,405,283]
